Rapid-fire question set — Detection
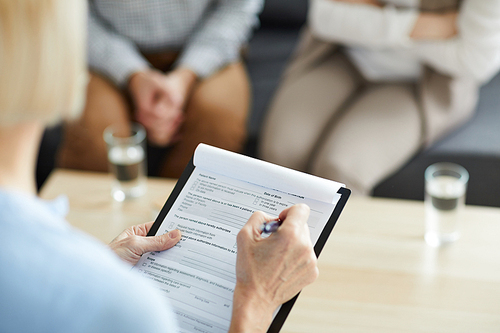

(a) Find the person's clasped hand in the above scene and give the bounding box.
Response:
[229,204,318,332]
[128,67,197,146]
[109,221,182,265]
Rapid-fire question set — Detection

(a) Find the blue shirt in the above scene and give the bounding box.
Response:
[0,188,178,333]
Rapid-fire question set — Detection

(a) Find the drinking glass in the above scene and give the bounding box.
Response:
[424,163,469,247]
[103,123,147,201]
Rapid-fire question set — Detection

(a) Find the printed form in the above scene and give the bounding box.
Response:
[133,144,344,333]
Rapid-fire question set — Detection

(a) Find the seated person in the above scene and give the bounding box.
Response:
[58,0,264,178]
[0,1,317,332]
[260,0,500,195]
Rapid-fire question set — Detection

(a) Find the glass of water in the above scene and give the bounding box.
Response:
[103,123,147,201]
[424,162,469,247]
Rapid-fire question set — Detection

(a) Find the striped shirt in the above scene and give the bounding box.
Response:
[88,0,264,87]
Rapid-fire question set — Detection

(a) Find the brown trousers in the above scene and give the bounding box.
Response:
[57,58,250,178]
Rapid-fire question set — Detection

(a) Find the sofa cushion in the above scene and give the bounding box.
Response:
[373,72,500,207]
[259,0,308,28]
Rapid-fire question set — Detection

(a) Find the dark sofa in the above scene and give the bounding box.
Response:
[37,0,500,207]
[245,0,500,207]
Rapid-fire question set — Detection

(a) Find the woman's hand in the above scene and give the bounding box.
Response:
[411,11,458,40]
[229,204,318,332]
[109,221,182,265]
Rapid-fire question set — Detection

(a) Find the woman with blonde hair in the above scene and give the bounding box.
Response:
[260,0,500,195]
[0,1,318,331]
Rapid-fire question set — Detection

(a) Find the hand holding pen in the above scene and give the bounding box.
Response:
[231,204,317,332]
[259,217,282,234]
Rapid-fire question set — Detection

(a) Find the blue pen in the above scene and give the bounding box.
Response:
[260,218,282,234]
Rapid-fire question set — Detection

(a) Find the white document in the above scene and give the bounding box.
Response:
[133,144,344,332]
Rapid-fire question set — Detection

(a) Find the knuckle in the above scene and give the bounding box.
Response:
[282,223,302,240]
[310,266,319,282]
[298,246,317,267]
[301,248,315,263]
[125,236,141,249]
[251,211,268,221]
[154,235,167,247]
[309,254,318,269]
[296,203,310,213]
[303,254,318,280]
[236,228,250,245]
[293,203,310,217]
[236,230,244,243]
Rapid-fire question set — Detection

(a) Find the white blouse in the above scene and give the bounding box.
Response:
[309,0,500,83]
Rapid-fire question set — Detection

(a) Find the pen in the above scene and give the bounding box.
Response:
[259,218,282,234]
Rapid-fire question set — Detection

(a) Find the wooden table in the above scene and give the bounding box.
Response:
[40,169,500,332]
[40,169,177,243]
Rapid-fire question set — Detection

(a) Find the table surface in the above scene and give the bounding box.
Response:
[40,169,500,332]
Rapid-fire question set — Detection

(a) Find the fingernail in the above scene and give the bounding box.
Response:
[169,229,181,238]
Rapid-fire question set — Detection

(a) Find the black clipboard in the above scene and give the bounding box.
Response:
[267,186,350,333]
[147,157,351,332]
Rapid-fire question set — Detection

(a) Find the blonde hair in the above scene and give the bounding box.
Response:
[0,0,87,127]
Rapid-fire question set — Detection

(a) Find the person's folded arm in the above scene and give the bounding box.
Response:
[87,1,150,88]
[175,0,264,78]
[308,0,419,48]
[414,0,500,82]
